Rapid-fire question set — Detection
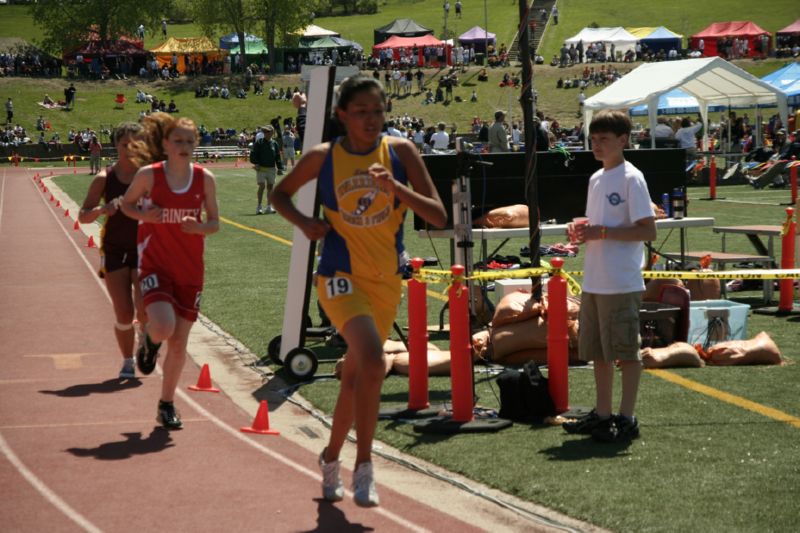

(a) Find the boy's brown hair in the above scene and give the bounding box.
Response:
[589,109,632,138]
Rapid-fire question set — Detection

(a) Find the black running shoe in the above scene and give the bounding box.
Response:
[562,409,607,435]
[592,415,640,443]
[136,333,161,375]
[157,401,182,430]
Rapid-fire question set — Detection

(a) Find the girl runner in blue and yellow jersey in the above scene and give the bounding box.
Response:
[271,76,446,507]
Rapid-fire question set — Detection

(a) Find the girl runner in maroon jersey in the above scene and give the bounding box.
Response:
[78,122,147,380]
[121,113,220,429]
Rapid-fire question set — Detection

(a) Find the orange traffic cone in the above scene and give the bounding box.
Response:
[87,235,96,248]
[55,200,61,208]
[73,220,80,230]
[49,194,54,202]
[241,400,279,435]
[64,209,70,217]
[188,363,220,392]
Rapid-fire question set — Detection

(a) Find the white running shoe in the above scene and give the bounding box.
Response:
[318,450,344,502]
[265,205,276,214]
[119,358,135,379]
[352,462,379,507]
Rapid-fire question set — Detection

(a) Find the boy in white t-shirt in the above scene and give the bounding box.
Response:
[564,109,656,443]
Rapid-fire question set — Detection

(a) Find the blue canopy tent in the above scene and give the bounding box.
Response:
[760,62,800,106]
[630,88,727,116]
[219,32,268,55]
[640,26,683,54]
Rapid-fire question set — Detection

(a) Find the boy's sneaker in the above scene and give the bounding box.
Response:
[592,415,640,443]
[562,409,608,435]
[136,333,161,375]
[157,401,182,430]
[119,358,135,379]
[265,205,276,214]
[352,462,379,507]
[318,450,344,502]
[256,205,263,215]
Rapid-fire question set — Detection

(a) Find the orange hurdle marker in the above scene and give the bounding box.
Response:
[64,209,70,217]
[188,363,220,392]
[241,400,279,435]
[778,208,796,313]
[546,257,570,414]
[73,220,80,230]
[86,235,97,248]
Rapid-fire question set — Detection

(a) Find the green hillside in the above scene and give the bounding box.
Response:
[0,1,796,138]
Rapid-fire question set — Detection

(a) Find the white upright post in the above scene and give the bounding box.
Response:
[278,66,336,362]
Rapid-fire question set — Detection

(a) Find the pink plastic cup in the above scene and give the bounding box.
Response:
[570,217,589,244]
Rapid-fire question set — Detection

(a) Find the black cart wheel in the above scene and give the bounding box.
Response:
[285,348,318,381]
[267,335,283,366]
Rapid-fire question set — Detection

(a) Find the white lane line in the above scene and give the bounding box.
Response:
[7,176,431,533]
[0,168,7,235]
[0,177,105,532]
[0,421,101,532]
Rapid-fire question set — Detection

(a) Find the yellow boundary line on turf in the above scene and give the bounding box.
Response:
[220,214,798,427]
[221,215,448,302]
[647,369,800,429]
[219,215,292,246]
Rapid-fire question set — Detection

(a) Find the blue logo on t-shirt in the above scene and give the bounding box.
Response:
[607,192,624,206]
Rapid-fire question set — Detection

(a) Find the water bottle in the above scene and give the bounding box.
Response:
[661,193,671,218]
[671,188,685,220]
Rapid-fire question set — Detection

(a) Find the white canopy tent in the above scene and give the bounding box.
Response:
[299,24,340,38]
[582,57,789,149]
[565,27,638,61]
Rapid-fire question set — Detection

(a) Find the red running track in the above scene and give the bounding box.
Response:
[0,166,489,533]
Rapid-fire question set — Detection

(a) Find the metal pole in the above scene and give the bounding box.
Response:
[483,0,488,65]
[518,0,540,293]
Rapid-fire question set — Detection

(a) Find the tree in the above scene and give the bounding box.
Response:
[190,0,253,68]
[258,0,321,70]
[30,0,165,54]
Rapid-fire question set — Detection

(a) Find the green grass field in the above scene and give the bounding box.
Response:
[52,165,800,532]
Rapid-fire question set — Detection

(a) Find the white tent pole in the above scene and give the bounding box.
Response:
[727,101,732,153]
[583,109,592,149]
[755,107,762,149]
[647,99,657,149]
[699,102,708,151]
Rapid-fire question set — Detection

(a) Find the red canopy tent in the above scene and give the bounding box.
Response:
[777,19,800,35]
[373,34,451,66]
[690,21,771,58]
[776,19,800,49]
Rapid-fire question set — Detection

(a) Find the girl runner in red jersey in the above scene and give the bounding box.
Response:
[78,122,147,380]
[121,113,219,429]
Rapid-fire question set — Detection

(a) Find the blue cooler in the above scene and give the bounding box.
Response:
[688,300,750,348]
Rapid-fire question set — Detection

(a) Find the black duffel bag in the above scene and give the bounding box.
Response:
[496,362,556,423]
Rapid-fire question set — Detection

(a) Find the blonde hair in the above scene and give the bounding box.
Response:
[128,112,198,167]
